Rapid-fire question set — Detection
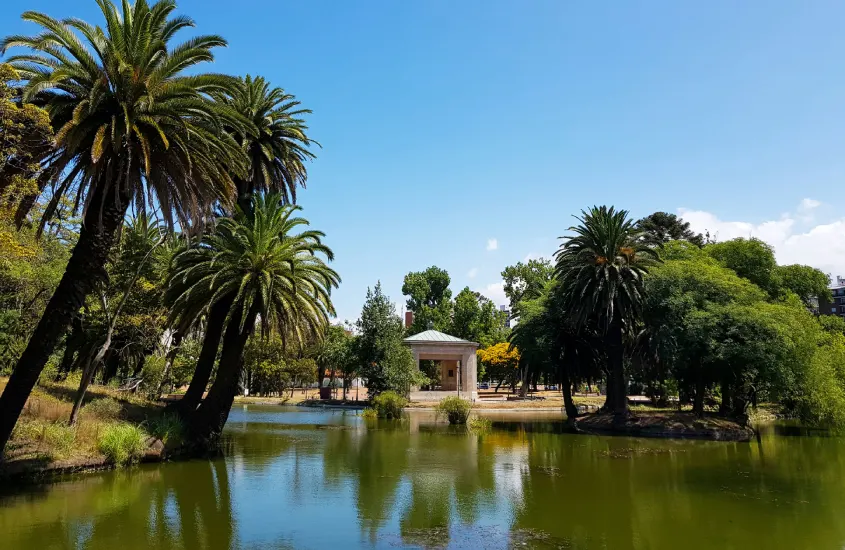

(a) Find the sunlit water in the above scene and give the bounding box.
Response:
[1,405,844,549]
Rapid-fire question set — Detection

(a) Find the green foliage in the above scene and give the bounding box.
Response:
[216,74,316,206]
[371,391,407,419]
[146,413,185,445]
[436,396,472,424]
[774,264,831,307]
[166,194,339,348]
[357,283,423,397]
[3,0,247,231]
[98,423,147,465]
[0,63,53,215]
[555,206,660,330]
[706,238,778,295]
[139,355,167,401]
[501,258,554,311]
[360,408,378,420]
[402,266,453,334]
[637,212,704,247]
[451,287,509,348]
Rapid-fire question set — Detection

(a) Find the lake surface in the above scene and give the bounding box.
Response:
[1,405,844,549]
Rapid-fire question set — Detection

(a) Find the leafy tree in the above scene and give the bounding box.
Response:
[0,0,246,452]
[774,264,831,308]
[476,342,520,392]
[450,287,508,347]
[501,258,554,311]
[0,63,53,219]
[637,212,704,247]
[167,194,338,444]
[706,238,778,295]
[555,206,659,420]
[642,257,767,416]
[357,282,423,397]
[402,266,452,334]
[314,324,357,398]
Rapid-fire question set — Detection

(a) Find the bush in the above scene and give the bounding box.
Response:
[98,423,148,465]
[436,396,472,424]
[83,397,123,419]
[361,408,378,420]
[140,355,166,400]
[146,413,184,445]
[467,416,492,433]
[372,390,407,419]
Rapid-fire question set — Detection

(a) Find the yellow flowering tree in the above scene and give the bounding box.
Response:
[477,342,520,392]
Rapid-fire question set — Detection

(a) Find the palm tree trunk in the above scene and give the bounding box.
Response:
[606,317,628,422]
[0,182,130,452]
[169,295,234,419]
[188,304,257,446]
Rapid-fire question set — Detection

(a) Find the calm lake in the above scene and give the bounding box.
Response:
[1,405,843,549]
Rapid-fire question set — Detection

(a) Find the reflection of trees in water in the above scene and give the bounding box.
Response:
[511,430,845,549]
[321,422,500,548]
[0,459,236,550]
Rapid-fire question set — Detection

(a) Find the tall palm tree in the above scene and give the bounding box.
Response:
[0,0,247,451]
[170,75,317,417]
[554,206,659,422]
[166,194,339,444]
[220,74,317,210]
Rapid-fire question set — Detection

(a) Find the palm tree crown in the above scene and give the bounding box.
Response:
[166,193,339,347]
[1,0,247,229]
[555,205,660,329]
[217,74,316,207]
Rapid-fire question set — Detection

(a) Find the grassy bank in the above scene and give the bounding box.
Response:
[0,376,177,480]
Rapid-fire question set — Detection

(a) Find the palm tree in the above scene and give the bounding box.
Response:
[554,206,659,423]
[169,75,317,417]
[0,0,246,451]
[218,74,317,209]
[166,194,339,444]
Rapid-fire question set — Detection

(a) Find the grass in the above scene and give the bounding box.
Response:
[1,376,165,472]
[98,423,148,465]
[146,413,185,445]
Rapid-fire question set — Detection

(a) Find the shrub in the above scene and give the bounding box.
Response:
[140,355,166,401]
[372,390,407,419]
[147,413,182,443]
[467,416,492,433]
[98,423,148,465]
[146,413,184,445]
[83,397,123,419]
[361,408,378,420]
[436,396,471,425]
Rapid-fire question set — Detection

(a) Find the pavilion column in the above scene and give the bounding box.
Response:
[461,347,478,402]
[411,349,421,392]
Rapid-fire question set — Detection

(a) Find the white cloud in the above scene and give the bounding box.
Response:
[476,281,508,307]
[467,267,478,279]
[800,198,822,211]
[679,200,844,280]
[486,238,498,251]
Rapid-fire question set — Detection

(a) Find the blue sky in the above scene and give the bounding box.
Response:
[4,1,845,321]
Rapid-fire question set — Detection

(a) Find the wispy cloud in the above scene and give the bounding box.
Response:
[486,238,498,251]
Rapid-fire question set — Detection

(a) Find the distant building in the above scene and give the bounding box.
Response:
[499,305,512,328]
[826,276,845,320]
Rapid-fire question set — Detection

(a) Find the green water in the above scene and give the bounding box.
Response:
[1,406,844,549]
